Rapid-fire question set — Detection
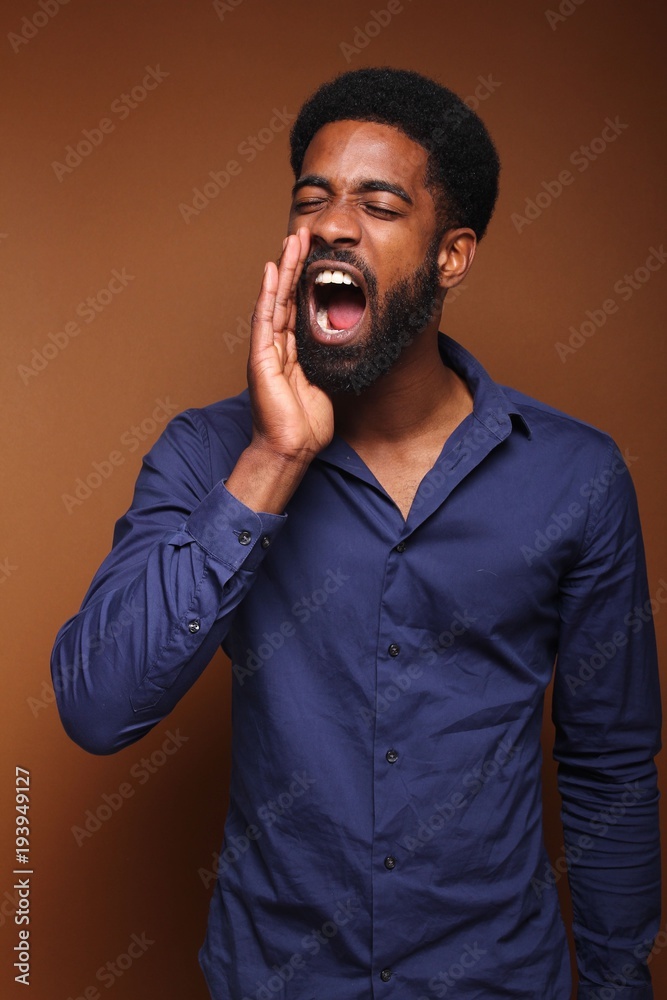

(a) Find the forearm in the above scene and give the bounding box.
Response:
[51,416,287,755]
[225,440,312,514]
[558,756,660,998]
[551,438,661,997]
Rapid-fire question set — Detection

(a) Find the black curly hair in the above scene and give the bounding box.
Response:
[290,67,500,241]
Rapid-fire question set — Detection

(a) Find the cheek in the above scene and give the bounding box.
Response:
[376,247,422,290]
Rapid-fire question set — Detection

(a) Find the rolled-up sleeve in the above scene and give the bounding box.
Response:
[51,408,286,755]
[552,440,662,999]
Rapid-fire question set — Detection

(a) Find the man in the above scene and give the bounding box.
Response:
[51,68,661,999]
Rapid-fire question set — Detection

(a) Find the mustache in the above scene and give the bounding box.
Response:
[297,246,377,295]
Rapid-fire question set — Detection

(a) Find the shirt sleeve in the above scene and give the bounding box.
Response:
[50,408,287,755]
[552,438,662,999]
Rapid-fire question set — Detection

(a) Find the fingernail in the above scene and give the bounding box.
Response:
[282,237,288,249]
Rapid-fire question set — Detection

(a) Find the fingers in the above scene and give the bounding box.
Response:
[297,225,310,266]
[251,259,280,352]
[251,228,310,358]
[272,228,310,333]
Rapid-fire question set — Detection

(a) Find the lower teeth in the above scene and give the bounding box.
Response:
[317,306,345,334]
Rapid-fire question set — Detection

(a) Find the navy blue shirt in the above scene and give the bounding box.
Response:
[52,334,661,999]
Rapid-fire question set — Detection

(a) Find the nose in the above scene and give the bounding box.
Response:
[307,200,362,251]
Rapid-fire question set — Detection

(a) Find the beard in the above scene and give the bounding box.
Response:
[294,237,443,395]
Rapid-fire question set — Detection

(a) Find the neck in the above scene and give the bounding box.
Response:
[332,324,473,448]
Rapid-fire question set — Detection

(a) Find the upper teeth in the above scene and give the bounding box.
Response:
[315,269,358,287]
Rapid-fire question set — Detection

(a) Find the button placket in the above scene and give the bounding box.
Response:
[371,542,412,989]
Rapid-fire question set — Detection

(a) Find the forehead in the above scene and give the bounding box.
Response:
[300,119,430,197]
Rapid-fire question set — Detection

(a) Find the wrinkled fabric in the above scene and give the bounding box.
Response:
[52,333,661,999]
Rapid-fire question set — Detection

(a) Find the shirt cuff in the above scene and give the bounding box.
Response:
[184,480,287,572]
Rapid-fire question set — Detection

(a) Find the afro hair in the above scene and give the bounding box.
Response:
[290,67,500,241]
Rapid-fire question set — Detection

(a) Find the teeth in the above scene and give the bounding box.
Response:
[316,305,346,334]
[315,269,358,288]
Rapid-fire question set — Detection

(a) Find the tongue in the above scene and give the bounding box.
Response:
[328,288,365,330]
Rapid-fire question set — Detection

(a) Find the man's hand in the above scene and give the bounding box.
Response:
[248,227,333,462]
[225,228,333,515]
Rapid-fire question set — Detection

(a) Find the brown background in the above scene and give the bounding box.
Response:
[1,0,665,997]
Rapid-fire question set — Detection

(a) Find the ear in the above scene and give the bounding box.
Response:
[437,228,477,290]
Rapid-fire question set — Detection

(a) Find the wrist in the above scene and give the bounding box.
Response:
[248,435,317,472]
[225,441,313,515]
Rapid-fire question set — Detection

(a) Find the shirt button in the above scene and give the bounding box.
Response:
[380,968,392,982]
[188,619,201,633]
[388,643,400,657]
[384,855,396,870]
[260,535,271,549]
[386,748,399,764]
[238,530,252,545]
[396,541,407,552]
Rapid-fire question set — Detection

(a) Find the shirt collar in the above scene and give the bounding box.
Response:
[317,331,532,471]
[437,332,532,441]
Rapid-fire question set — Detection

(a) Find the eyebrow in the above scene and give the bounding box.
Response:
[291,174,414,206]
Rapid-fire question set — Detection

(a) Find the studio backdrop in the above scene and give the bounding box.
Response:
[1,1,665,997]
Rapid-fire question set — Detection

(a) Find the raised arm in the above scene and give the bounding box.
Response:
[51,228,333,754]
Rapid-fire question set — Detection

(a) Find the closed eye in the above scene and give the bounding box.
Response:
[364,204,400,218]
[293,199,401,219]
[294,199,326,213]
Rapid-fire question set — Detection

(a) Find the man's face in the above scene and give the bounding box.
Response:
[288,120,445,394]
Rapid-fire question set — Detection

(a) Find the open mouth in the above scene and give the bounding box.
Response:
[308,265,368,345]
